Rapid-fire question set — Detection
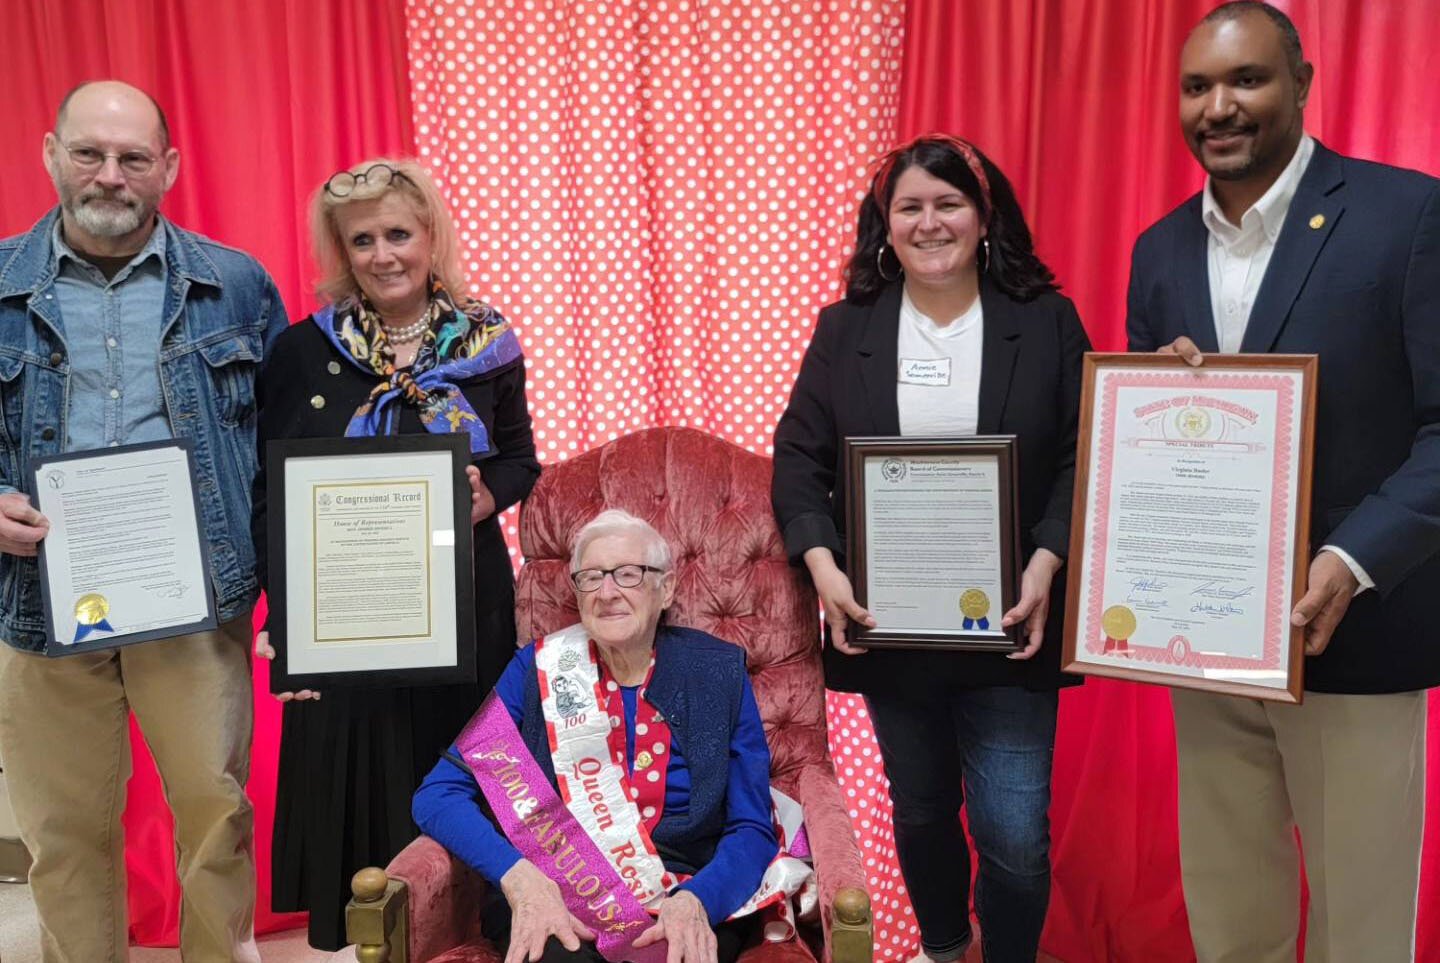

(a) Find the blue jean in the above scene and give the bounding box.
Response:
[866,687,1058,963]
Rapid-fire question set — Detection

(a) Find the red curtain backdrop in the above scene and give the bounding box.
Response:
[897,1,1440,960]
[0,0,414,943]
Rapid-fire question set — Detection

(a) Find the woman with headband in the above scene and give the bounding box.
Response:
[771,135,1089,963]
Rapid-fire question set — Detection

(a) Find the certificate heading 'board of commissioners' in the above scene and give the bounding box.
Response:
[1062,353,1317,703]
[844,436,1022,651]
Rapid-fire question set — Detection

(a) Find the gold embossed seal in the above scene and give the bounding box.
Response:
[74,592,110,626]
[1102,605,1136,640]
[1101,604,1137,655]
[959,589,990,621]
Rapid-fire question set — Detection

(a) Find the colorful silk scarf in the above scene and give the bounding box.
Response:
[312,278,523,454]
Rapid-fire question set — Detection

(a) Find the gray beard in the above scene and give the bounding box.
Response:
[70,197,148,238]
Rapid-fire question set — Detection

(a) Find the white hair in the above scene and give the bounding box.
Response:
[569,509,673,572]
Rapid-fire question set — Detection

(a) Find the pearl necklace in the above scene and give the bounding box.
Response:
[380,308,431,345]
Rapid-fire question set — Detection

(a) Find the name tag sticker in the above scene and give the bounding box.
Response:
[898,358,952,387]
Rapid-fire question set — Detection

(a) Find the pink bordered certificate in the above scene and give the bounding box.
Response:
[1061,353,1317,703]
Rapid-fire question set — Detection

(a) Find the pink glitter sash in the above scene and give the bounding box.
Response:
[456,693,668,963]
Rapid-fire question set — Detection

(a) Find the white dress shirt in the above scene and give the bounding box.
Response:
[1202,135,1314,353]
[1201,134,1372,591]
[896,289,982,436]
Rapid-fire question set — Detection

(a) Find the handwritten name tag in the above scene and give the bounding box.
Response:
[898,358,952,387]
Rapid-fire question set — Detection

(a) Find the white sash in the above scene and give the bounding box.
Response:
[535,625,814,918]
[536,624,672,906]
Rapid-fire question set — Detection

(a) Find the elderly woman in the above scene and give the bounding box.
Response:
[252,158,540,949]
[772,135,1090,963]
[414,510,778,963]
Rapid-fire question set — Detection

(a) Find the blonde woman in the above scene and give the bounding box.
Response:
[252,159,539,948]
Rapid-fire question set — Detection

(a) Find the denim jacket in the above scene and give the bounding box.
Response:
[0,209,289,651]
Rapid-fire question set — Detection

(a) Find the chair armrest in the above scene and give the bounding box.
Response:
[346,867,408,963]
[794,763,871,963]
[344,835,490,963]
[830,888,873,963]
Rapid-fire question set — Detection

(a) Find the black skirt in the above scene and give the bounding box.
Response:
[270,592,518,950]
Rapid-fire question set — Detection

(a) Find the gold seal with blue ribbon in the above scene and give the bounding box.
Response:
[959,589,991,630]
[73,593,114,642]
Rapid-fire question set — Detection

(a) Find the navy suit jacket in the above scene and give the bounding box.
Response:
[1127,142,1440,693]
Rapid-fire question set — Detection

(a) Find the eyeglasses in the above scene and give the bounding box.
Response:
[570,564,666,593]
[62,144,158,176]
[324,163,413,197]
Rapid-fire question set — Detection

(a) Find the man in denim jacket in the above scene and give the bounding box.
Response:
[0,81,287,963]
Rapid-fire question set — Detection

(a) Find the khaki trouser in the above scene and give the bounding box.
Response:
[1172,687,1426,963]
[0,615,259,963]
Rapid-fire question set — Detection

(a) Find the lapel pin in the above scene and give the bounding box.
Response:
[1309,214,1325,230]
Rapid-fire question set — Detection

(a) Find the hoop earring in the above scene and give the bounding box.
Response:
[877,244,901,283]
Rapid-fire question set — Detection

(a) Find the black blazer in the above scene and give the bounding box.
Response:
[772,279,1091,695]
[1127,142,1440,693]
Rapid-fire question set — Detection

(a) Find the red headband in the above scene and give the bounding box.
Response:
[870,133,993,218]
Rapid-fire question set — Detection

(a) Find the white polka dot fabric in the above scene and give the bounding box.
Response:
[405,2,914,958]
[827,690,921,957]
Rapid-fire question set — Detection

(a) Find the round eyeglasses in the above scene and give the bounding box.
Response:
[324,163,413,197]
[570,564,666,593]
[62,144,158,177]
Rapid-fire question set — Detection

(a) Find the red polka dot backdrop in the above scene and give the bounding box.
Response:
[827,691,922,958]
[405,2,917,958]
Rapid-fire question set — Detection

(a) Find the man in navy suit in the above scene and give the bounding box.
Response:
[1126,3,1440,960]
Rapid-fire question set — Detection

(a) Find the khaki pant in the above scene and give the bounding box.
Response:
[0,616,259,963]
[1172,687,1426,963]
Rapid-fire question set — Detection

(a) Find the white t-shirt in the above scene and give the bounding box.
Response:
[896,289,983,436]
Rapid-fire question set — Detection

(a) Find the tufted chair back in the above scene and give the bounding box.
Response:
[515,426,829,794]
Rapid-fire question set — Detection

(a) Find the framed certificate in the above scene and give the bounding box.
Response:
[266,434,476,691]
[1062,353,1318,702]
[844,437,1022,651]
[32,439,218,656]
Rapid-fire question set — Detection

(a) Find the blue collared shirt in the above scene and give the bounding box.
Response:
[51,219,172,451]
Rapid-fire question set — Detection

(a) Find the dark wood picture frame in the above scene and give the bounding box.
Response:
[1061,353,1318,703]
[266,433,477,692]
[843,436,1022,651]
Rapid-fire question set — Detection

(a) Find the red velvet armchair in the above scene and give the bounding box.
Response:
[343,427,872,963]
